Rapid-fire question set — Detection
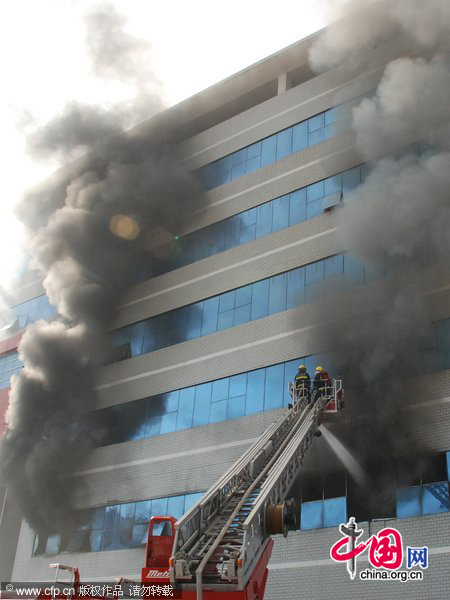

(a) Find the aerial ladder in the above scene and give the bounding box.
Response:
[142,379,343,599]
[34,379,343,600]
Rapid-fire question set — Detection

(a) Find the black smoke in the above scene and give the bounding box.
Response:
[0,3,201,539]
[306,0,450,512]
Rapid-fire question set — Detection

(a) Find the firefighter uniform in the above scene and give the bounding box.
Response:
[313,366,326,402]
[294,365,311,403]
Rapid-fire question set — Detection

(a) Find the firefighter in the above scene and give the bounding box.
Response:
[313,366,326,402]
[294,364,311,403]
[321,367,332,396]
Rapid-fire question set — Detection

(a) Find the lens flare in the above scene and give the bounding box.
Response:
[109,214,140,240]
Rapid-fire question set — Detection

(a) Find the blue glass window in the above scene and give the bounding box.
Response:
[0,294,56,331]
[144,165,365,280]
[112,252,369,361]
[36,492,205,556]
[301,497,346,530]
[90,354,327,447]
[300,500,323,530]
[396,482,449,518]
[0,351,24,389]
[197,107,338,191]
[422,483,449,515]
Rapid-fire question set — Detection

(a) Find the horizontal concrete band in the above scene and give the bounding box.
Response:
[76,437,257,476]
[199,146,354,212]
[269,544,450,570]
[96,322,316,391]
[79,395,450,477]
[120,228,337,309]
[183,85,350,163]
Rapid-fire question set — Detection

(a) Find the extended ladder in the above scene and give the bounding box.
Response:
[170,380,343,598]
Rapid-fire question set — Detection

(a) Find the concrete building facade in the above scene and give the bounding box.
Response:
[2,29,449,598]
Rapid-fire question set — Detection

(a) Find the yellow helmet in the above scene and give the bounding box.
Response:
[298,364,306,370]
[315,366,323,372]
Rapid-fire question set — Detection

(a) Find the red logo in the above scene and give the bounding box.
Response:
[331,518,403,579]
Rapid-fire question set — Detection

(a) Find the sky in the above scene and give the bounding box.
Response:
[0,0,329,288]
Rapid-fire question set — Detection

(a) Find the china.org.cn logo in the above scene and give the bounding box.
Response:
[330,517,428,582]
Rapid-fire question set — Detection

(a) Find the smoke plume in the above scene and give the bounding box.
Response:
[0,3,201,540]
[307,0,450,512]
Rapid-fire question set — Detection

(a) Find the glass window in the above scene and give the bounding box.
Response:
[229,373,247,397]
[184,492,203,513]
[276,129,293,160]
[255,202,273,238]
[217,309,234,331]
[209,399,227,423]
[307,181,324,203]
[289,189,306,226]
[160,411,177,434]
[245,369,265,415]
[287,268,305,309]
[235,285,252,307]
[260,135,277,167]
[308,128,325,146]
[112,250,372,361]
[325,255,344,278]
[219,290,235,313]
[167,495,185,519]
[231,162,246,180]
[324,174,342,196]
[343,167,361,195]
[233,304,251,326]
[422,483,449,515]
[292,122,308,153]
[104,504,120,530]
[118,503,136,547]
[212,378,229,402]
[135,500,152,524]
[232,148,247,166]
[186,303,204,340]
[397,486,421,518]
[151,497,168,517]
[176,387,195,430]
[91,353,325,447]
[325,108,337,125]
[272,195,290,232]
[201,297,219,336]
[164,391,179,413]
[301,501,323,530]
[227,395,246,419]
[143,165,363,283]
[192,383,212,427]
[323,497,346,527]
[250,279,269,320]
[305,261,324,285]
[239,225,256,245]
[264,364,284,410]
[216,156,232,186]
[247,141,262,160]
[308,113,325,132]
[268,274,287,314]
[197,106,346,191]
[144,415,162,438]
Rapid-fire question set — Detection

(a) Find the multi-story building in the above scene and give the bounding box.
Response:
[2,28,449,599]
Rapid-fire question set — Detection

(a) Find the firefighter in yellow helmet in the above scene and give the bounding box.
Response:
[313,366,326,402]
[294,364,311,403]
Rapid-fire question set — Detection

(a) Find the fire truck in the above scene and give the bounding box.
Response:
[35,379,343,600]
